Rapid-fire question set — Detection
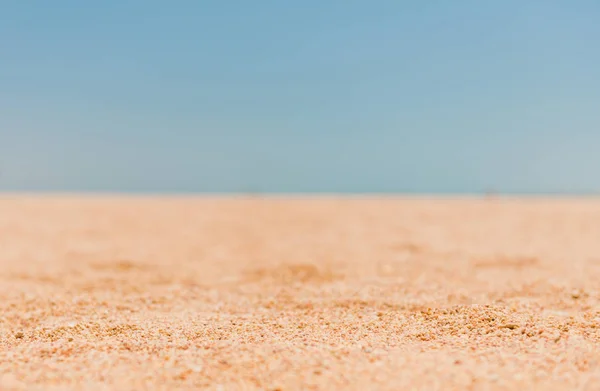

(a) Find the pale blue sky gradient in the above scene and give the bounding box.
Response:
[1,1,599,193]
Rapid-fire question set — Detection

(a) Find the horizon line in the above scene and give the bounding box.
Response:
[1,190,600,199]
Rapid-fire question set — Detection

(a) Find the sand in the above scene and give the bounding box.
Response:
[1,196,600,390]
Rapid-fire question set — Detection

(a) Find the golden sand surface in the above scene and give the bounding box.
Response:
[2,196,600,390]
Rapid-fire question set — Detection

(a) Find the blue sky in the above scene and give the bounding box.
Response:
[1,1,599,193]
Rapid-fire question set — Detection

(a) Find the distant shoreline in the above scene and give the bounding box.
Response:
[0,191,599,200]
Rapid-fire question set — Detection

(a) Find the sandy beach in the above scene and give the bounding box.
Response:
[1,196,600,390]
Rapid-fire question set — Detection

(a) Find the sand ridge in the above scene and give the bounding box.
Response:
[1,197,600,390]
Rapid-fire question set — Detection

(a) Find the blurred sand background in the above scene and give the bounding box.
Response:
[1,196,600,390]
